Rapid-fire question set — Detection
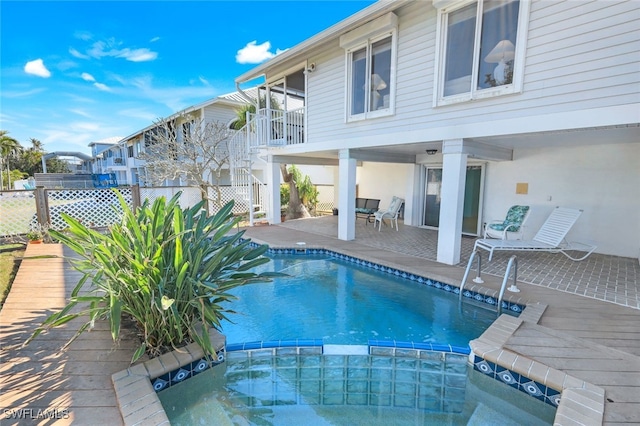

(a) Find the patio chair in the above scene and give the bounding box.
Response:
[483,205,531,240]
[474,207,596,261]
[373,196,404,231]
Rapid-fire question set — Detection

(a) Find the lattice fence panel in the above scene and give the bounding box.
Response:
[0,190,36,238]
[207,186,250,216]
[316,184,335,213]
[140,186,202,210]
[44,188,133,230]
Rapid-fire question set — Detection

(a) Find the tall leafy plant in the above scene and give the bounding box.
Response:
[26,191,281,363]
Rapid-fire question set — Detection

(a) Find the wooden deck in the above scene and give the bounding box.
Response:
[0,244,136,425]
[0,223,638,425]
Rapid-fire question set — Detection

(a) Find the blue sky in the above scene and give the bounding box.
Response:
[0,1,374,155]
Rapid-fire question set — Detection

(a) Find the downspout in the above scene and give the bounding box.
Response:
[236,79,263,104]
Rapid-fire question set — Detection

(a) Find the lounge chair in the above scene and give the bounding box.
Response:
[373,196,404,231]
[474,206,596,261]
[484,205,530,240]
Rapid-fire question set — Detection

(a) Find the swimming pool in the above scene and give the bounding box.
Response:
[159,345,556,425]
[156,252,555,424]
[220,254,504,349]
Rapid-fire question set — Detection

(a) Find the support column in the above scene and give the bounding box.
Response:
[338,149,356,240]
[404,164,421,226]
[437,139,467,265]
[266,157,281,224]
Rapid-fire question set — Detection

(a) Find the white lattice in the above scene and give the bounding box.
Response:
[316,184,335,213]
[207,186,251,215]
[140,186,202,210]
[0,190,37,237]
[44,188,133,230]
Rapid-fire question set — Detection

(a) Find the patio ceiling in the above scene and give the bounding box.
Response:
[268,124,640,165]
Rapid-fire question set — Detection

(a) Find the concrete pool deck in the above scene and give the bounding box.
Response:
[0,219,638,425]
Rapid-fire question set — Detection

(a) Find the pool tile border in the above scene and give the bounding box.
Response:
[255,244,526,314]
[470,314,605,424]
[112,329,225,426]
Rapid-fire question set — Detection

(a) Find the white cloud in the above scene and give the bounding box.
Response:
[69,108,92,118]
[1,87,46,98]
[198,76,210,85]
[81,72,95,82]
[74,30,93,41]
[120,75,217,111]
[87,40,158,62]
[118,108,159,121]
[69,47,90,60]
[150,36,160,43]
[116,48,157,62]
[24,59,51,78]
[236,40,287,64]
[93,82,111,92]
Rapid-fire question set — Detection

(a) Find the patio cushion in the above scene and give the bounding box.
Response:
[488,205,530,233]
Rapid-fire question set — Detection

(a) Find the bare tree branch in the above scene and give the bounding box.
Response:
[138,114,231,213]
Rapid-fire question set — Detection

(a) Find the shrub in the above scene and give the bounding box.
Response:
[26,191,281,363]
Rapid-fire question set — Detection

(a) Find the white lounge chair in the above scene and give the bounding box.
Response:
[484,205,530,240]
[373,196,404,231]
[474,207,596,261]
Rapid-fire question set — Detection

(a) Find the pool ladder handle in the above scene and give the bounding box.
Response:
[460,250,520,314]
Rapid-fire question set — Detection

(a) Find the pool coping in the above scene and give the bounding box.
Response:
[112,329,226,425]
[470,305,605,425]
[110,244,604,425]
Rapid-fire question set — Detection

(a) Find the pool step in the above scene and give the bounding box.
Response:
[467,403,511,425]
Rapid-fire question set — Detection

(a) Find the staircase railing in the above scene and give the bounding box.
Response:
[228,114,269,225]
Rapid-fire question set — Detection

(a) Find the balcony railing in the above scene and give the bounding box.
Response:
[249,107,305,148]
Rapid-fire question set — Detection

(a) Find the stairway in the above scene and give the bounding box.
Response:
[228,116,268,226]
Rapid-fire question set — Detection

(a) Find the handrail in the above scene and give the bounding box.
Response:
[459,249,484,300]
[497,255,519,314]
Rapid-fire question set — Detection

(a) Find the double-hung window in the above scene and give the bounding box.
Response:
[434,0,528,105]
[341,12,397,121]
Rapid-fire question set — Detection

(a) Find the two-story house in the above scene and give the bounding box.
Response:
[232,0,640,265]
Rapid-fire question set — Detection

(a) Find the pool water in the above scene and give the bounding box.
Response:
[220,254,503,347]
[158,253,555,425]
[159,348,556,425]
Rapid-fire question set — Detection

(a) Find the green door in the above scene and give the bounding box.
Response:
[423,165,483,235]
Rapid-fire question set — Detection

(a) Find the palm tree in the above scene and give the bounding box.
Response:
[29,138,44,152]
[0,130,22,190]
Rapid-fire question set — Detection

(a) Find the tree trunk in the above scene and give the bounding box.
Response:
[200,186,210,215]
[280,164,310,220]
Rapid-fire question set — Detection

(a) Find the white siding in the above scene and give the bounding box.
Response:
[203,104,239,126]
[303,0,639,148]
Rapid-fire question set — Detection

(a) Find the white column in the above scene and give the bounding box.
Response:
[266,157,281,224]
[404,164,421,226]
[338,149,356,240]
[437,139,467,265]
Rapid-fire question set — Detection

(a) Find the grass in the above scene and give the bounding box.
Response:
[0,244,26,310]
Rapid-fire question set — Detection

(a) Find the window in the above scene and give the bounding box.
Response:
[349,37,393,118]
[435,0,527,104]
[341,12,397,121]
[127,145,134,158]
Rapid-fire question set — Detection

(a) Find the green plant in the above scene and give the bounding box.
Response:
[280,183,290,207]
[26,229,43,241]
[26,191,282,363]
[281,165,319,212]
[26,224,47,241]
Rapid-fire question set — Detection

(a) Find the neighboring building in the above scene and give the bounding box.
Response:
[232,0,640,264]
[88,136,124,176]
[98,88,300,217]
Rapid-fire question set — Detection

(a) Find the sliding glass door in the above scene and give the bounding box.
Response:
[422,165,483,235]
